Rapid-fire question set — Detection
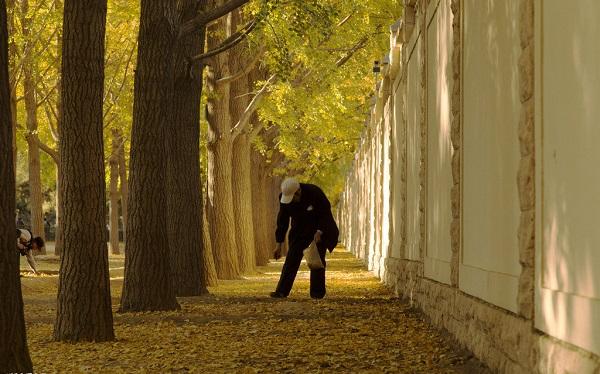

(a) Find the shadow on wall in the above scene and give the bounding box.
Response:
[539,0,600,358]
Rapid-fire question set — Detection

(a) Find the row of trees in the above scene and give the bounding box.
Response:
[1,0,400,370]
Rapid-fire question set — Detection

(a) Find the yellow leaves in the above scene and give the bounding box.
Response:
[24,249,475,373]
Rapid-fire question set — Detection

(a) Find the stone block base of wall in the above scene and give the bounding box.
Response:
[383,259,600,373]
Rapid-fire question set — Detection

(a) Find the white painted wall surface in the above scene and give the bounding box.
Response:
[424,0,453,285]
[406,32,423,262]
[535,0,600,357]
[390,77,405,259]
[460,0,521,312]
[381,99,392,272]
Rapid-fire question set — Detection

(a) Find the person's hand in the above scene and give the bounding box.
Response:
[314,230,323,244]
[273,243,283,260]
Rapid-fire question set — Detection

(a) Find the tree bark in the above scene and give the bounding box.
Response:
[7,0,17,174]
[232,132,255,271]
[109,129,120,255]
[119,0,179,312]
[229,9,255,274]
[54,164,63,256]
[202,203,218,286]
[53,0,64,256]
[54,0,114,342]
[251,146,271,266]
[206,11,240,279]
[166,0,207,296]
[0,1,34,369]
[269,174,282,253]
[21,0,46,248]
[116,129,127,245]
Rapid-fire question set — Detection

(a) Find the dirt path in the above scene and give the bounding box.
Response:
[22,249,489,373]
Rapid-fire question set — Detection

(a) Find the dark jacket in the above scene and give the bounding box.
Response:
[275,183,339,252]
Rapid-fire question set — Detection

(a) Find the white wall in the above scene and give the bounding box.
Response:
[424,0,453,285]
[381,99,392,271]
[535,0,600,357]
[460,0,521,312]
[390,76,405,259]
[406,30,422,262]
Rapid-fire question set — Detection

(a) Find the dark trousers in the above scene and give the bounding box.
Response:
[275,241,327,298]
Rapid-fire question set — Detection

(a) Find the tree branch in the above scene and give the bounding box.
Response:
[188,17,258,63]
[103,42,136,124]
[25,132,59,164]
[178,0,251,38]
[42,102,59,142]
[230,74,277,140]
[336,13,353,28]
[36,81,57,108]
[335,35,369,67]
[216,46,264,86]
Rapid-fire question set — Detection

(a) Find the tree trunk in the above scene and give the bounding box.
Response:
[119,1,179,312]
[117,129,127,245]
[21,0,46,248]
[54,0,114,342]
[232,133,256,272]
[109,129,120,255]
[166,0,207,296]
[54,165,63,256]
[270,175,282,253]
[54,0,64,256]
[229,10,255,273]
[202,204,218,286]
[0,1,34,369]
[251,147,270,265]
[7,0,17,174]
[206,12,240,279]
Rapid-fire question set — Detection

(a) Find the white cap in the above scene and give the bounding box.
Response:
[18,229,31,242]
[280,177,300,204]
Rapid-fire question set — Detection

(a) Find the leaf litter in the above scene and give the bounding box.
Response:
[22,249,489,373]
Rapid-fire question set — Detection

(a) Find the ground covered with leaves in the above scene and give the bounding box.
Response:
[21,248,488,373]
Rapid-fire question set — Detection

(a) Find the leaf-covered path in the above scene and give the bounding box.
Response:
[22,248,488,373]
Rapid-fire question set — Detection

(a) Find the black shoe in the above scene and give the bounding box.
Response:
[270,291,286,298]
[310,294,325,300]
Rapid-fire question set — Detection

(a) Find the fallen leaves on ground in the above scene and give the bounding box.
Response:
[23,250,485,373]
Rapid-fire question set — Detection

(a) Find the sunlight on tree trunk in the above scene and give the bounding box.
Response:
[230,10,255,274]
[202,205,218,287]
[251,146,271,266]
[206,12,240,280]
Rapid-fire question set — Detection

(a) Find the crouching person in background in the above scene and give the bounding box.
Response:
[16,228,44,275]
